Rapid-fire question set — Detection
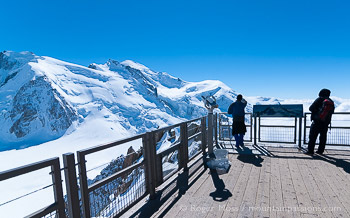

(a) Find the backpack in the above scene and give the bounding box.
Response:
[316,99,334,122]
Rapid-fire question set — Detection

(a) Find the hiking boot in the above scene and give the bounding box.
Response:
[304,151,314,155]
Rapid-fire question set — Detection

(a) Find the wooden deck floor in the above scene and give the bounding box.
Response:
[123,145,350,218]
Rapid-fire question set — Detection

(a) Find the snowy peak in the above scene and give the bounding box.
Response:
[0,51,36,70]
[0,51,243,151]
[0,51,37,88]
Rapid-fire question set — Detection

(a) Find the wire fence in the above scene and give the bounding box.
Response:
[304,113,350,146]
[162,150,179,179]
[88,166,146,217]
[187,120,203,159]
[0,157,65,218]
[218,113,252,142]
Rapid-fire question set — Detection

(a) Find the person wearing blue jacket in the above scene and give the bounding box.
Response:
[228,94,247,147]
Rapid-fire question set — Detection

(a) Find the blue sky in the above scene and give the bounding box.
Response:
[1,0,349,99]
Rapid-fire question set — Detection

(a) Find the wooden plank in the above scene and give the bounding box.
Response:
[269,149,285,218]
[236,158,262,218]
[297,156,334,218]
[180,172,222,217]
[305,155,346,218]
[205,154,245,217]
[221,161,253,218]
[312,155,350,217]
[177,154,242,218]
[160,154,236,218]
[277,147,301,218]
[321,152,350,185]
[151,164,211,218]
[253,155,271,218]
[123,148,350,218]
[287,155,318,217]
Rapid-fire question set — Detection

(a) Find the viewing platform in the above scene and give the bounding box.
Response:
[1,110,350,218]
[123,145,350,218]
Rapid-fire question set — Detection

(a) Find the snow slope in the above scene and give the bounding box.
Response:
[0,51,242,217]
[0,51,241,152]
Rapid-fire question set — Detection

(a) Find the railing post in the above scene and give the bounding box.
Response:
[207,112,214,154]
[201,116,207,154]
[254,115,257,145]
[303,113,307,145]
[51,158,66,218]
[143,132,157,200]
[214,113,218,147]
[180,122,189,171]
[298,117,302,149]
[77,152,91,218]
[63,153,81,218]
[250,114,253,142]
[294,117,297,144]
[156,154,164,186]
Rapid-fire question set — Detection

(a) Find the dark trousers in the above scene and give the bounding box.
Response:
[308,122,329,153]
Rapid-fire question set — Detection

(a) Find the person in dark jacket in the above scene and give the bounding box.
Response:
[306,88,334,155]
[228,94,247,147]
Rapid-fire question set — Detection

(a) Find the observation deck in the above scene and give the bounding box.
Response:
[1,112,350,218]
[123,145,350,218]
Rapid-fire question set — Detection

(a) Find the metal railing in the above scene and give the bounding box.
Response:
[76,134,146,218]
[258,116,299,144]
[153,117,207,187]
[218,112,253,142]
[0,158,66,218]
[0,116,208,218]
[304,112,350,146]
[2,111,350,218]
[72,116,207,218]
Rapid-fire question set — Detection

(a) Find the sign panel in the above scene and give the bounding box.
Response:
[253,104,304,117]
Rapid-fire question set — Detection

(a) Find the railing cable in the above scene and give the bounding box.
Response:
[0,183,54,207]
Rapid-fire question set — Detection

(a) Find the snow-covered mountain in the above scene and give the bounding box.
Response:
[0,51,240,151]
[2,51,350,217]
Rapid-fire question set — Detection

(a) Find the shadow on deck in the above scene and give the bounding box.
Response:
[123,144,350,218]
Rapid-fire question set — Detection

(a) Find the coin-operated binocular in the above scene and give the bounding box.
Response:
[202,95,218,113]
[202,95,218,155]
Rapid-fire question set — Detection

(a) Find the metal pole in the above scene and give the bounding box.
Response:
[156,155,164,186]
[214,113,218,146]
[298,117,302,149]
[63,153,81,218]
[303,113,307,145]
[51,158,66,218]
[143,132,157,200]
[254,115,257,146]
[294,117,297,144]
[180,122,189,171]
[201,116,207,154]
[77,152,91,218]
[207,111,214,155]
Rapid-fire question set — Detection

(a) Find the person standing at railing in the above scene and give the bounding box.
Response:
[306,88,335,155]
[228,94,247,148]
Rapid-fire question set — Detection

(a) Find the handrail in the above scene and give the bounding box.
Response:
[0,157,58,180]
[157,142,181,156]
[78,133,146,156]
[0,157,66,218]
[88,161,144,192]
